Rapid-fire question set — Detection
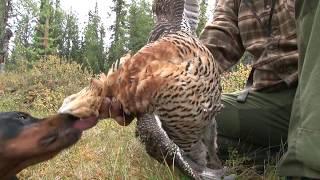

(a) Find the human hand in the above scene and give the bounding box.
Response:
[99,97,135,126]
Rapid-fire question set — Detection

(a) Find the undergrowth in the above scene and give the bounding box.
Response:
[0,56,279,179]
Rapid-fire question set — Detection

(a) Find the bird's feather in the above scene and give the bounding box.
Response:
[148,0,199,42]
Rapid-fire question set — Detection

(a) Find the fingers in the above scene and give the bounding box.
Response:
[114,113,135,126]
[108,98,123,118]
[98,97,122,119]
[98,97,112,119]
[98,97,135,126]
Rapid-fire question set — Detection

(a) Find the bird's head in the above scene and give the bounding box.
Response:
[58,75,106,119]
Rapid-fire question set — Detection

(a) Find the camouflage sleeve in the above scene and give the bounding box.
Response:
[199,0,245,73]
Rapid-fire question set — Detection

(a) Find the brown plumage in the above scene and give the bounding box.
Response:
[59,0,225,179]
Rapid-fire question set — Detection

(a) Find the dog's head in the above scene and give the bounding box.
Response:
[0,112,97,179]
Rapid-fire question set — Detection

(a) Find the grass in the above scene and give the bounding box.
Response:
[0,98,185,179]
[0,58,281,179]
[0,93,281,180]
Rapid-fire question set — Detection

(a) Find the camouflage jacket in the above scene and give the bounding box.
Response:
[200,0,298,91]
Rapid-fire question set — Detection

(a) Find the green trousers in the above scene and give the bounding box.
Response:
[277,1,320,178]
[217,87,296,157]
[217,1,320,178]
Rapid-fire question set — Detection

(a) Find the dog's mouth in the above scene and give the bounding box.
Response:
[38,116,99,148]
[73,116,98,131]
[39,132,59,146]
[0,114,100,179]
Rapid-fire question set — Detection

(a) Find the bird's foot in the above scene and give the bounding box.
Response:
[199,167,236,180]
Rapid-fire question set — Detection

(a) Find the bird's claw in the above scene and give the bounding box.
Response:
[199,167,236,180]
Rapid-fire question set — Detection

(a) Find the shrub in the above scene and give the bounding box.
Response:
[0,56,92,113]
[221,63,251,93]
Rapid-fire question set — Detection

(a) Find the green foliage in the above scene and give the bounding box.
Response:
[29,0,65,61]
[0,56,91,112]
[222,63,251,93]
[9,0,156,74]
[106,0,127,70]
[31,0,56,58]
[11,0,83,65]
[51,0,65,56]
[82,3,106,73]
[10,0,38,64]
[196,0,208,36]
[126,0,154,53]
[60,11,82,63]
[8,0,215,76]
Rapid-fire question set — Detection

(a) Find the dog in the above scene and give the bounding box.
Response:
[0,111,98,179]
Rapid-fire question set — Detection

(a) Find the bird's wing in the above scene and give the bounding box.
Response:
[148,0,199,42]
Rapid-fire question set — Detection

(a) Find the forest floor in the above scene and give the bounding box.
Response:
[0,57,282,180]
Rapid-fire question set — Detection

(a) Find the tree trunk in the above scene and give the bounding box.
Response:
[0,0,12,73]
[43,16,49,51]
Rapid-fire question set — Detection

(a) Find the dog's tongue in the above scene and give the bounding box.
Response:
[73,117,98,131]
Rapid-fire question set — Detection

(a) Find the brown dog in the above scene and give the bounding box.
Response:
[0,111,98,179]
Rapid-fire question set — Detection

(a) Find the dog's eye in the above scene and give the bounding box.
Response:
[17,114,27,120]
[16,113,32,124]
[14,112,37,126]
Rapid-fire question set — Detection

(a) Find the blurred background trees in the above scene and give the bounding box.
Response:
[1,0,211,74]
[0,0,13,72]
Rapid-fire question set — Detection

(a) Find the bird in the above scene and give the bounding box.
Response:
[58,0,224,179]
